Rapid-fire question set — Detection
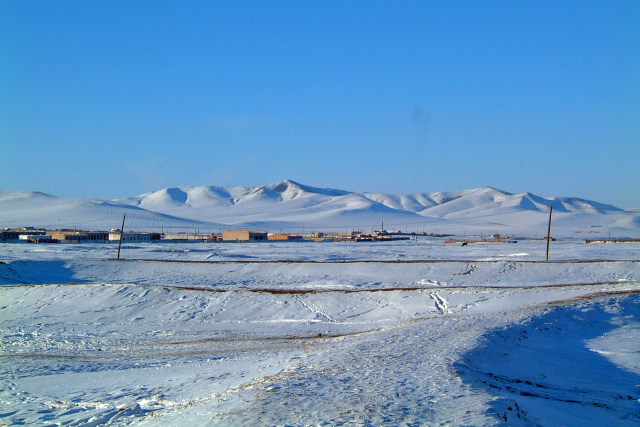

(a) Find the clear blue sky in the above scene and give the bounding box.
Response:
[2,1,639,207]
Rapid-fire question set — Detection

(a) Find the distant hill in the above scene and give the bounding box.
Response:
[0,190,217,232]
[1,180,638,237]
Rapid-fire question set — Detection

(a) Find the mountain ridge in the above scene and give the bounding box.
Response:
[116,179,622,218]
[1,180,637,236]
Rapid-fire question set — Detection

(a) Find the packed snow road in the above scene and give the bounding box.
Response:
[1,240,639,425]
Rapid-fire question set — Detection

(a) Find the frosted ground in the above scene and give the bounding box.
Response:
[1,239,639,425]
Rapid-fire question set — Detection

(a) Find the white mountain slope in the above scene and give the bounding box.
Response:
[1,180,638,236]
[113,180,638,236]
[116,180,443,229]
[0,190,218,231]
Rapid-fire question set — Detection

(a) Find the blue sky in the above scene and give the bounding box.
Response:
[2,1,639,207]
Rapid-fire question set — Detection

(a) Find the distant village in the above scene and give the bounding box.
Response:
[0,227,438,244]
[3,227,639,245]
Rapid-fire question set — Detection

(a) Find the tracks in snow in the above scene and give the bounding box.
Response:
[112,258,640,264]
[4,280,638,294]
[431,292,449,314]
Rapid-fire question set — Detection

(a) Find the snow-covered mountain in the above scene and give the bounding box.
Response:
[1,180,638,236]
[0,190,217,232]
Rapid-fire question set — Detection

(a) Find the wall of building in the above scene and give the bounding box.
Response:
[1,229,46,243]
[223,230,268,241]
[268,234,303,241]
[223,230,250,241]
[108,232,161,242]
[48,232,108,242]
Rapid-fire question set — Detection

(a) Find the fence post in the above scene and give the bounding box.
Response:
[117,214,126,260]
[546,205,553,262]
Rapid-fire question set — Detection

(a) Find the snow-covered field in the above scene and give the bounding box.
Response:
[1,239,639,425]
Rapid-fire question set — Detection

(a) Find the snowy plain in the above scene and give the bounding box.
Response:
[1,239,639,425]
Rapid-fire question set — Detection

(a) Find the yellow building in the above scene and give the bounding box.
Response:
[222,230,268,242]
[268,234,303,241]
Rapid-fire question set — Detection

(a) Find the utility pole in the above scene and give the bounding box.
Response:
[117,214,126,261]
[546,205,553,262]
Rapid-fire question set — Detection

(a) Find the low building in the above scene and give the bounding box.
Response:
[22,234,55,243]
[162,233,219,242]
[222,230,268,242]
[268,233,303,241]
[48,231,109,242]
[108,231,161,242]
[2,228,47,243]
[1,230,20,243]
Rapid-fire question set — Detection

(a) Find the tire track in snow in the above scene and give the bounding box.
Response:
[295,295,336,322]
[431,292,449,314]
[111,258,640,264]
[4,289,640,361]
[454,263,478,276]
[3,280,638,293]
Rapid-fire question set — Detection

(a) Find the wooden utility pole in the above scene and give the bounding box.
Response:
[117,214,126,261]
[546,205,553,262]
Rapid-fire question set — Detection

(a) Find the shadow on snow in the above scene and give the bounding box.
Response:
[0,260,90,285]
[456,294,640,426]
